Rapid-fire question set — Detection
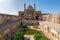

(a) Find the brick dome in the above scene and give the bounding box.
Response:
[27,5,33,10]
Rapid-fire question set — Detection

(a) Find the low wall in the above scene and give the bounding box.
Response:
[0,20,20,40]
[39,23,58,40]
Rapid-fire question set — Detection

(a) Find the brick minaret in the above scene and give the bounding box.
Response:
[34,3,36,20]
[24,3,26,19]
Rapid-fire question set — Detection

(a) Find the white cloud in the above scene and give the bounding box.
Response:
[0,0,11,4]
[0,0,16,15]
[0,0,6,3]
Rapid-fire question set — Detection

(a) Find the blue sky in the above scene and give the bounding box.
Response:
[0,0,60,15]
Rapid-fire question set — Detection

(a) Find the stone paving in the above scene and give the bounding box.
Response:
[24,35,34,40]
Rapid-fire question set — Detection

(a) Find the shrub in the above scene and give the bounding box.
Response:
[11,31,25,40]
[34,31,50,40]
[33,23,38,28]
[22,23,28,28]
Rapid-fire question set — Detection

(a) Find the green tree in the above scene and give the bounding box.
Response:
[22,22,28,28]
[11,31,25,40]
[16,31,24,38]
[34,31,50,40]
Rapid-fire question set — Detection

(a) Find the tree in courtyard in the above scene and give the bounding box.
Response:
[34,31,50,40]
[11,31,25,40]
[22,22,28,28]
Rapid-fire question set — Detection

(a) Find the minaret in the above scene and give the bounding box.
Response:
[34,3,36,20]
[34,3,36,11]
[24,3,26,11]
[24,3,26,19]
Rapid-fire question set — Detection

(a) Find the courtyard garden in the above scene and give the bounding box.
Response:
[11,29,50,40]
[11,22,50,40]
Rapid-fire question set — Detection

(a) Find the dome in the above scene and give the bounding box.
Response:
[27,5,33,10]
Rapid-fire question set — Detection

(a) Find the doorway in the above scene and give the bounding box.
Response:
[36,16,39,20]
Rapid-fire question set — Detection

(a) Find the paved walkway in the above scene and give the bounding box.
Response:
[24,35,34,40]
